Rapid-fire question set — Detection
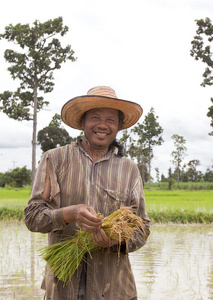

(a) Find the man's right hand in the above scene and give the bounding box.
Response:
[62,204,103,232]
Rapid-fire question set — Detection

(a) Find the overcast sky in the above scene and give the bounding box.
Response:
[0,0,212,179]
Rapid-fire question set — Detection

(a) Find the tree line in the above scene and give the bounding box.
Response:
[1,109,212,188]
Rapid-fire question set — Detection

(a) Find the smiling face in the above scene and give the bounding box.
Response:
[81,107,120,158]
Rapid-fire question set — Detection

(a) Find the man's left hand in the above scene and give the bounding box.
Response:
[92,227,118,248]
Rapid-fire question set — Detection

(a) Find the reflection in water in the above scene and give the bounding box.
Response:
[130,224,213,300]
[0,220,47,299]
[0,221,212,300]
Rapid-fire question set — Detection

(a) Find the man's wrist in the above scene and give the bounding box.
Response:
[62,205,76,224]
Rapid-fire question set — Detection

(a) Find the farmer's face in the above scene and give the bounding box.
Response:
[81,108,120,151]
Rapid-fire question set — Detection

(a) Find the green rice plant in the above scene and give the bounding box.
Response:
[0,207,24,220]
[0,187,30,211]
[148,210,213,223]
[39,206,147,284]
[145,190,213,213]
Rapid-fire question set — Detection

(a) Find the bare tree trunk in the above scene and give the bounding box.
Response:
[177,162,180,187]
[32,83,38,185]
[148,151,151,191]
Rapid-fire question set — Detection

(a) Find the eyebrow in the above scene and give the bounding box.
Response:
[89,112,117,119]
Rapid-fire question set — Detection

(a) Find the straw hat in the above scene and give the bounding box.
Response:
[61,86,143,130]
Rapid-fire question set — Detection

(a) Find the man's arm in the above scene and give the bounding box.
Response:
[25,155,102,233]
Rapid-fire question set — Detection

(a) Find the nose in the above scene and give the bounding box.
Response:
[96,119,108,129]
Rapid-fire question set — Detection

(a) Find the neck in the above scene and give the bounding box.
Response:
[81,139,109,162]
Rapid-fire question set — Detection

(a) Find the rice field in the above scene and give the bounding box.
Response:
[0,187,212,223]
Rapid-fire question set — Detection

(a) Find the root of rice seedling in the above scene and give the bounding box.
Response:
[39,206,147,284]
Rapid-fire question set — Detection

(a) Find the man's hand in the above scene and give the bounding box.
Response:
[62,204,103,232]
[92,227,118,248]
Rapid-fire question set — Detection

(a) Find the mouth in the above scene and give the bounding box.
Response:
[94,131,109,137]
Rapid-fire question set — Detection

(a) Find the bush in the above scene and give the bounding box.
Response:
[0,166,31,188]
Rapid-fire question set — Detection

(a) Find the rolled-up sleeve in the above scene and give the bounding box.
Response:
[24,151,67,233]
[126,173,150,253]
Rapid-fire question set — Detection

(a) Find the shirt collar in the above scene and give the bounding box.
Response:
[76,139,118,162]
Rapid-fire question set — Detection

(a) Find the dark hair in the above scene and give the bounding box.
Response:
[118,110,124,125]
[110,139,124,157]
[110,111,124,156]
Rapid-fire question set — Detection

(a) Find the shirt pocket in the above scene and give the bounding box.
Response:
[103,189,127,215]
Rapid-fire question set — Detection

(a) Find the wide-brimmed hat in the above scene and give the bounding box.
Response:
[61,86,143,130]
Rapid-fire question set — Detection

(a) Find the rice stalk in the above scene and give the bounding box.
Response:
[39,206,147,284]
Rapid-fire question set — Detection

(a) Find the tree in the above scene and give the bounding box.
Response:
[203,167,213,182]
[207,98,213,135]
[133,108,163,191]
[128,140,149,183]
[119,129,130,157]
[37,113,73,152]
[155,167,160,182]
[0,17,76,183]
[49,113,62,127]
[171,134,187,185]
[0,166,31,187]
[168,167,175,190]
[187,159,200,182]
[190,18,213,136]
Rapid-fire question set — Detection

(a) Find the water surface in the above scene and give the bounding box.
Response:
[0,221,212,299]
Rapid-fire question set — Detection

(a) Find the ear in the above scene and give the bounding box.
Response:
[80,119,85,130]
[118,121,123,131]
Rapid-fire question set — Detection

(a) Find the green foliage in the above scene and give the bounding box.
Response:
[171,134,187,184]
[0,17,76,120]
[187,159,201,182]
[190,17,213,135]
[160,163,213,184]
[190,18,213,87]
[132,107,164,191]
[168,167,176,190]
[207,98,213,135]
[141,107,164,148]
[119,129,130,157]
[203,168,213,181]
[0,167,31,187]
[0,17,77,183]
[49,113,62,127]
[37,113,77,152]
[38,126,73,152]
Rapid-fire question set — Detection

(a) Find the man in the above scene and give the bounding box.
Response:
[24,86,150,300]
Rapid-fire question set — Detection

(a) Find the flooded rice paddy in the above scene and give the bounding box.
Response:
[0,221,212,300]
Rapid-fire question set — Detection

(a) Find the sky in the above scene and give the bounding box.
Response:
[0,0,213,179]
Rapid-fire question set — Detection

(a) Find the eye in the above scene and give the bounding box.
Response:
[108,118,116,123]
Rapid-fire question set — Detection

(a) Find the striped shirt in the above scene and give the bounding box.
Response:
[24,141,150,300]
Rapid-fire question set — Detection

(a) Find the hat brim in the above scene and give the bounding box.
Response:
[61,95,143,130]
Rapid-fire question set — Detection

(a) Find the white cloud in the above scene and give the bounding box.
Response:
[0,0,212,177]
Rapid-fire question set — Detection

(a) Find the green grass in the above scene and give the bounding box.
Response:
[0,187,212,223]
[0,187,31,220]
[0,188,31,209]
[145,190,213,223]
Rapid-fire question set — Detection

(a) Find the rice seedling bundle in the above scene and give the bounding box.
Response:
[39,206,147,284]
